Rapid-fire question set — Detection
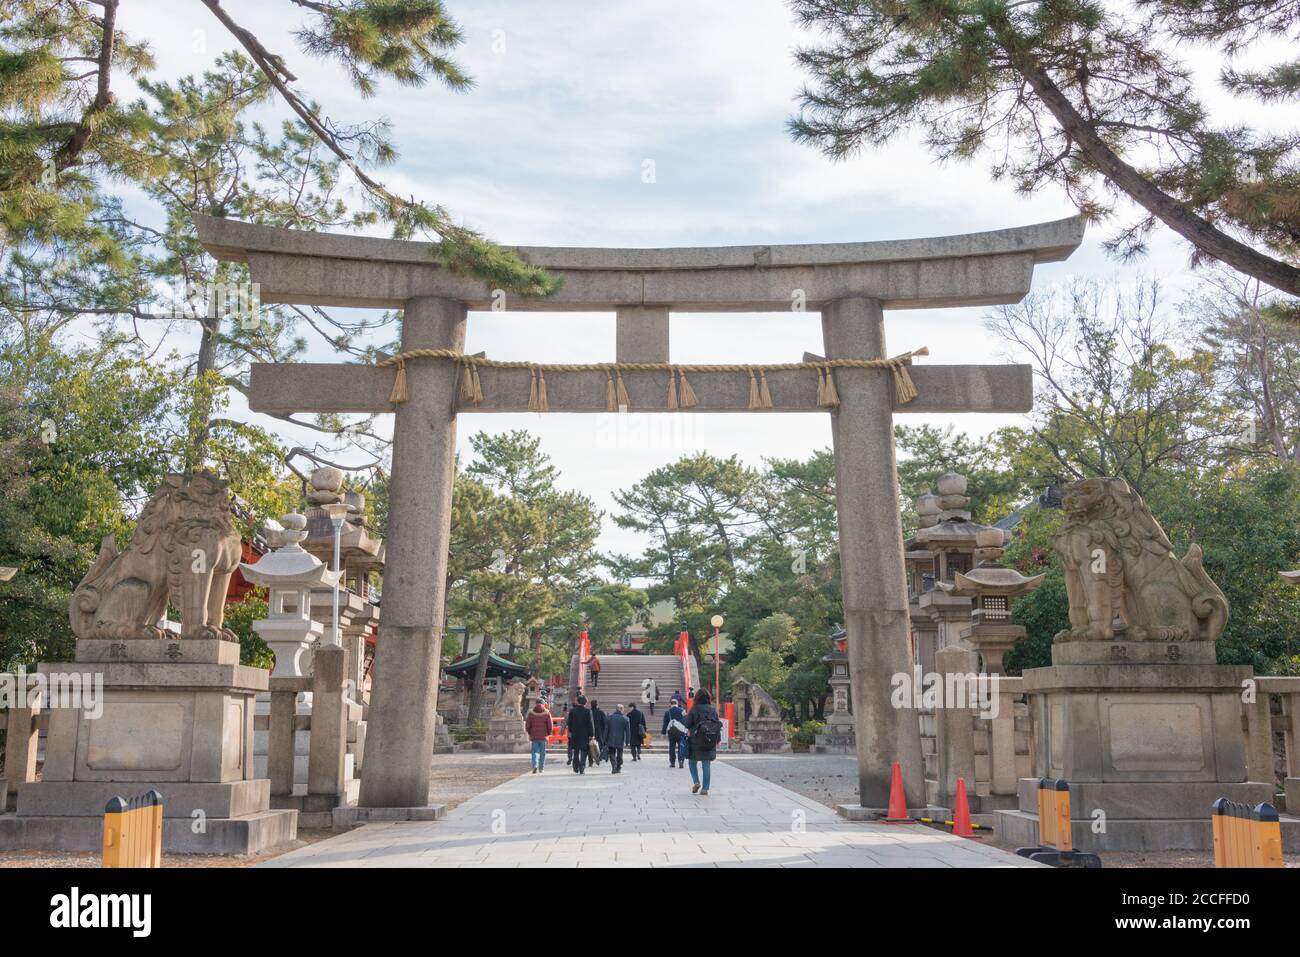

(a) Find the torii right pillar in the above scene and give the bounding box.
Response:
[824,297,925,810]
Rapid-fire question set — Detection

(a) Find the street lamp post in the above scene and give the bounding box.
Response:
[322,502,350,647]
[710,614,724,706]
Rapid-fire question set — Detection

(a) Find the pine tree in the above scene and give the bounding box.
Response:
[789,0,1300,295]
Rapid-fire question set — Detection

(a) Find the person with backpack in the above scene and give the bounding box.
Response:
[661,697,687,769]
[565,694,595,775]
[588,654,601,687]
[524,699,554,773]
[626,703,646,761]
[604,704,631,774]
[683,689,722,796]
[589,699,608,765]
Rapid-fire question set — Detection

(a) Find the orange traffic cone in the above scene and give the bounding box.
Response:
[885,761,910,822]
[952,778,975,838]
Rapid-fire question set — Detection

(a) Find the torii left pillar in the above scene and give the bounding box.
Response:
[359,296,465,808]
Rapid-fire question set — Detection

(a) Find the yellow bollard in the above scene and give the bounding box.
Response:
[1052,779,1073,852]
[1252,802,1283,869]
[1037,779,1056,848]
[102,790,164,868]
[1211,798,1228,868]
[147,790,163,868]
[102,797,128,868]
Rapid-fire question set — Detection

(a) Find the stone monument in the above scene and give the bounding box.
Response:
[0,473,297,854]
[485,679,530,753]
[812,629,855,754]
[997,477,1281,851]
[732,678,791,753]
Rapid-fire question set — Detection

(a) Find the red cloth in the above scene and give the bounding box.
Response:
[525,707,554,742]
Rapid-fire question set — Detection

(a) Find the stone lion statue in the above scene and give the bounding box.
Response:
[493,680,527,720]
[1054,477,1228,643]
[735,678,781,720]
[70,472,243,641]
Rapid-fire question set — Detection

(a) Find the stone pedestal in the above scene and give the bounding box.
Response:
[739,716,791,753]
[995,651,1297,851]
[0,639,297,854]
[485,715,529,753]
[432,712,455,754]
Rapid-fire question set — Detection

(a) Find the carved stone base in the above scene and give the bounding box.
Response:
[1008,659,1268,851]
[739,716,791,753]
[5,638,296,855]
[485,716,529,753]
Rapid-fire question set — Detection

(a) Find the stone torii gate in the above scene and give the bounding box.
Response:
[195,213,1083,812]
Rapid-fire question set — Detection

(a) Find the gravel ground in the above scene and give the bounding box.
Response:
[0,752,531,868]
[718,752,862,809]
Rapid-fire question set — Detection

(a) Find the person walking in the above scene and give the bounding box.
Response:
[589,699,608,765]
[588,654,601,687]
[566,694,595,774]
[604,704,630,773]
[626,703,646,761]
[525,699,553,773]
[661,697,687,769]
[683,689,722,796]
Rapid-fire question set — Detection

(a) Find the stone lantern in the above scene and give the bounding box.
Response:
[941,526,1044,673]
[812,628,855,754]
[239,513,341,701]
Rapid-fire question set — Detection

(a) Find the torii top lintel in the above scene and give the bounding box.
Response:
[193,213,1083,312]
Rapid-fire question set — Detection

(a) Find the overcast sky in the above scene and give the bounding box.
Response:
[107,1,1229,563]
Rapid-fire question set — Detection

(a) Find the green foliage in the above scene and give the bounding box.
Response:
[1147,467,1300,672]
[786,720,825,753]
[448,431,605,697]
[222,594,273,669]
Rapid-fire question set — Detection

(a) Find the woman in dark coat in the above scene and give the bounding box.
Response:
[683,690,721,795]
[565,694,595,774]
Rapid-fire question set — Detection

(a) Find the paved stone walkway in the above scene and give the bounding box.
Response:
[262,758,1042,868]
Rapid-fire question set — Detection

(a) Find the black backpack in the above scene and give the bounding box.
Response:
[691,710,722,752]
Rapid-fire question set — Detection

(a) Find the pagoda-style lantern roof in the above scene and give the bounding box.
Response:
[239,513,341,589]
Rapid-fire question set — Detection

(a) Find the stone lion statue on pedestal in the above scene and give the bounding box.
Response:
[70,472,243,641]
[734,677,782,720]
[1054,477,1228,643]
[493,680,527,720]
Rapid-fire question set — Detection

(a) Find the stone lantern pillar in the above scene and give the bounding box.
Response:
[812,629,855,754]
[240,513,341,784]
[943,527,1044,674]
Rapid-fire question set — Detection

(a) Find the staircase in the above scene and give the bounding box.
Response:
[572,654,699,712]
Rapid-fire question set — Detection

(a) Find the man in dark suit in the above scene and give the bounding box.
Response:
[564,695,595,775]
[626,703,647,761]
[589,699,608,764]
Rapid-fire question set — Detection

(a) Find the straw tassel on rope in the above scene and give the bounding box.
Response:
[818,365,840,408]
[758,369,773,409]
[460,360,483,405]
[616,370,630,409]
[606,371,618,412]
[889,347,928,406]
[388,358,409,404]
[677,369,697,409]
[667,370,679,410]
[748,368,761,409]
